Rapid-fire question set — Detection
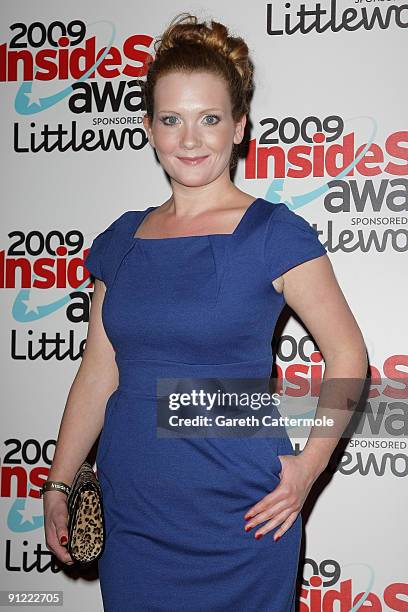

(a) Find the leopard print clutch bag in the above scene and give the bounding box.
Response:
[67,461,105,564]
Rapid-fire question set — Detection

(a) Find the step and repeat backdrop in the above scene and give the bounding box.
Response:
[1,1,407,610]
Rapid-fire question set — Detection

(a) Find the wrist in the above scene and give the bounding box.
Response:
[40,480,71,497]
[47,472,74,488]
[40,490,68,500]
[298,447,328,480]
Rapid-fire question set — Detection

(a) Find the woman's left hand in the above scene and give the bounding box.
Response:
[243,454,323,541]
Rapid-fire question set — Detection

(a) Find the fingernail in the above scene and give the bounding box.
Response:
[245,514,253,521]
[255,532,263,540]
[244,524,252,532]
[60,536,67,544]
[274,534,281,541]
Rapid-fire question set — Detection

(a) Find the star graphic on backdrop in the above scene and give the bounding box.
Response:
[21,293,42,315]
[17,503,38,526]
[277,184,295,207]
[24,90,42,107]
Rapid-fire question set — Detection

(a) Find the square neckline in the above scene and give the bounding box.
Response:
[132,197,262,241]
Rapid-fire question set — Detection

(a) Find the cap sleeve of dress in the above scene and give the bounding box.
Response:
[263,203,327,282]
[84,226,115,284]
[84,209,133,284]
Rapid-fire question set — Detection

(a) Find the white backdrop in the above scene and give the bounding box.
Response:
[2,1,407,610]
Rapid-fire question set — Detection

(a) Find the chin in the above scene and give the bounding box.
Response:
[174,176,213,188]
[165,166,212,184]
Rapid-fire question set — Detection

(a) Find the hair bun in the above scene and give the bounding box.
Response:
[154,13,253,89]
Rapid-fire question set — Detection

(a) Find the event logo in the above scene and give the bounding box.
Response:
[266,1,408,36]
[12,20,117,115]
[2,233,95,358]
[246,115,408,254]
[300,558,408,611]
[0,20,152,112]
[255,116,377,210]
[3,234,93,325]
[1,19,154,152]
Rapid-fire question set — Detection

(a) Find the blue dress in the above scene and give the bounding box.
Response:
[84,197,327,612]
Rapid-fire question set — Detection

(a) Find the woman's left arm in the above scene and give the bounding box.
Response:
[244,254,368,539]
[282,253,368,477]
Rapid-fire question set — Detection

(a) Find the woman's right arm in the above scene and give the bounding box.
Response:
[43,278,118,564]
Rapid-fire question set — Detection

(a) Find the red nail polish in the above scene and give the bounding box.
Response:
[60,536,67,544]
[274,535,281,542]
[245,515,253,521]
[255,532,263,540]
[245,524,252,532]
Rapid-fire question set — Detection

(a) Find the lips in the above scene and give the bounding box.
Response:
[177,155,209,165]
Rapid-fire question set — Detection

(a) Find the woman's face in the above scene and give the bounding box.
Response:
[143,71,246,187]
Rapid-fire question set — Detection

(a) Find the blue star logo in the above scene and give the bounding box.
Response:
[12,271,91,322]
[8,492,44,532]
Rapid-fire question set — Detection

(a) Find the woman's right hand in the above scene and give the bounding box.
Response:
[43,492,75,565]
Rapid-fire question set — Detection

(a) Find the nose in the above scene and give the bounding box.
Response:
[180,122,201,150]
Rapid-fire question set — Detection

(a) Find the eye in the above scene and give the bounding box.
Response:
[203,114,220,125]
[160,115,179,126]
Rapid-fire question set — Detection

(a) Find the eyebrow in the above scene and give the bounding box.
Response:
[157,108,224,114]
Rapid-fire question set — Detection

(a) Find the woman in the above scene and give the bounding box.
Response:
[43,13,368,611]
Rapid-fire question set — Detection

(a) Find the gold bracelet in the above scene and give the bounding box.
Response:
[40,480,71,497]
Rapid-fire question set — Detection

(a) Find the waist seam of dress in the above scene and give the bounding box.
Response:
[115,356,271,366]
